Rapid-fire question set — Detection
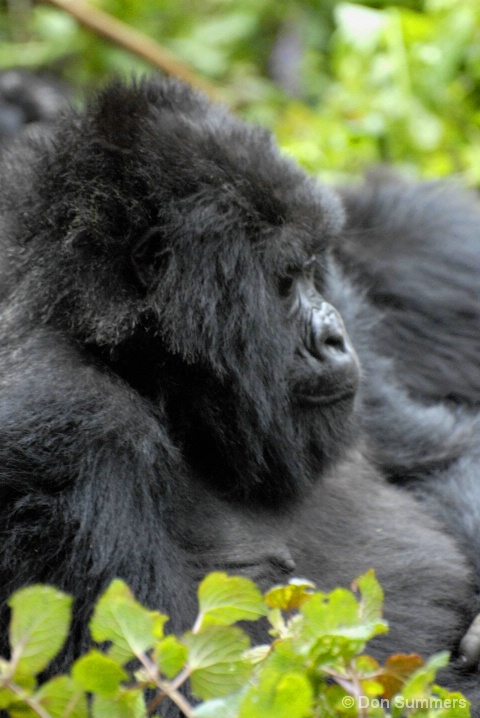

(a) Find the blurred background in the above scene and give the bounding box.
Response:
[0,0,479,183]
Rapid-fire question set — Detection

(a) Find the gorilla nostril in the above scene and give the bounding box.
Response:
[324,334,346,352]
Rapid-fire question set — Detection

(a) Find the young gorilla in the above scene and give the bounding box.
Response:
[0,77,480,713]
[337,171,480,405]
[333,173,480,600]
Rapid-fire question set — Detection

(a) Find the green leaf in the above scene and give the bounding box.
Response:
[0,688,21,711]
[0,658,36,709]
[8,585,72,675]
[34,676,88,718]
[425,686,470,718]
[72,651,128,697]
[264,579,315,612]
[398,652,450,701]
[353,570,384,625]
[193,690,246,718]
[196,573,267,630]
[92,689,146,718]
[90,580,167,665]
[391,654,467,718]
[240,667,313,718]
[154,635,188,679]
[184,626,252,700]
[335,3,388,52]
[299,583,387,663]
[266,639,307,675]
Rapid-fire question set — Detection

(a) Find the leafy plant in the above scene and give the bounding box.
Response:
[1,0,480,182]
[0,571,470,717]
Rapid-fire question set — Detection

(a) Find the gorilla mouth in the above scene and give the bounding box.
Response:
[296,387,357,407]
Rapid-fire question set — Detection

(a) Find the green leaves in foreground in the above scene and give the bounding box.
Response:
[0,572,470,718]
[90,579,168,665]
[8,585,72,676]
[195,572,267,630]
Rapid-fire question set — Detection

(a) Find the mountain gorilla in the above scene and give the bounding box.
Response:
[337,171,480,406]
[1,76,480,712]
[334,173,480,599]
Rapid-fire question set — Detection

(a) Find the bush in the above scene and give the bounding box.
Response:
[0,572,469,717]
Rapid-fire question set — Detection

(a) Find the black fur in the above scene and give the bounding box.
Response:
[336,171,480,587]
[338,170,480,404]
[0,77,479,714]
[0,69,70,141]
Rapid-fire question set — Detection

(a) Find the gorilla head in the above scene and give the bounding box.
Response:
[5,77,359,505]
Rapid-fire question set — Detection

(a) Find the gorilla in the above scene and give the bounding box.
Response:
[338,170,480,405]
[334,172,480,591]
[0,76,480,713]
[0,69,70,142]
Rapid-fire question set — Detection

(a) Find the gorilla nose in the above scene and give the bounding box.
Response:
[304,301,361,397]
[308,302,352,361]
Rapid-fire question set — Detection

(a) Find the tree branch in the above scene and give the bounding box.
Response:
[43,0,219,99]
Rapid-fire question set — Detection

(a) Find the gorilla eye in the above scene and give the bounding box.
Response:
[278,273,296,298]
[303,256,318,275]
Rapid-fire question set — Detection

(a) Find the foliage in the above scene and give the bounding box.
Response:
[0,0,479,183]
[0,572,470,718]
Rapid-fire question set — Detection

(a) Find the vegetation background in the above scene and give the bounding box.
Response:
[1,0,479,183]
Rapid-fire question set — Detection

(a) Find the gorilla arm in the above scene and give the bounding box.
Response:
[0,324,298,629]
[0,325,198,639]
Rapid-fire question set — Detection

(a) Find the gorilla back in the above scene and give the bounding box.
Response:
[0,77,478,709]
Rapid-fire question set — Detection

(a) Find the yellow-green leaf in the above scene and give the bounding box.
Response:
[8,585,72,675]
[184,626,252,700]
[72,651,128,697]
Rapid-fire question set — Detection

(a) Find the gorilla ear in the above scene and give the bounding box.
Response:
[131,227,172,289]
[91,81,150,150]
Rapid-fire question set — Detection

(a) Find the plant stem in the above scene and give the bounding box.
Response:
[43,0,218,99]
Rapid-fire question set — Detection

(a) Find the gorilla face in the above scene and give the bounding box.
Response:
[282,261,360,408]
[126,223,361,505]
